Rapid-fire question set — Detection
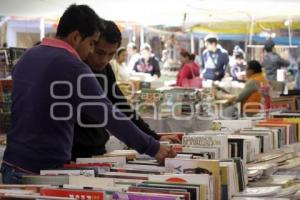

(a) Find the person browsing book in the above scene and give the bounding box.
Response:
[226,60,269,116]
[72,20,180,160]
[1,4,175,184]
[176,50,200,87]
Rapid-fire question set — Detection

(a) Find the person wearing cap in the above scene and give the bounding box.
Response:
[133,43,161,77]
[202,34,229,81]
[262,39,289,81]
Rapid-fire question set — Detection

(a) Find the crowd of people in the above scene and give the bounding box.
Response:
[114,32,299,89]
[121,32,300,117]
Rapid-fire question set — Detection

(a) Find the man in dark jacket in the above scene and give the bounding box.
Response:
[202,34,229,81]
[262,39,290,81]
[72,21,179,160]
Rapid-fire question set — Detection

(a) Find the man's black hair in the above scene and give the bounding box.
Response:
[247,60,262,73]
[206,38,218,45]
[264,39,275,53]
[100,20,122,47]
[56,4,104,39]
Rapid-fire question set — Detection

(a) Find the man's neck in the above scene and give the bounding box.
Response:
[56,36,75,49]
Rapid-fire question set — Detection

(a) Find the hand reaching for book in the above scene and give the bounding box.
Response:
[155,144,177,165]
[160,135,181,143]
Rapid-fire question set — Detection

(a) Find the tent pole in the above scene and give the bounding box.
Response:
[140,26,144,45]
[288,19,292,46]
[190,33,195,53]
[245,22,250,59]
[39,17,45,41]
[249,17,254,46]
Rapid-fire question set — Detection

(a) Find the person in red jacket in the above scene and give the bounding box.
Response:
[176,50,200,86]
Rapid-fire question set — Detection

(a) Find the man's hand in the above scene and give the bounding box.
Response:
[155,144,177,165]
[160,135,181,143]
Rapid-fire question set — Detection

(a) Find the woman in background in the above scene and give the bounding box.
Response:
[110,47,130,82]
[227,60,268,116]
[176,50,200,87]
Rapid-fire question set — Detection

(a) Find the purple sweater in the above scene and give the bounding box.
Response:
[3,40,159,173]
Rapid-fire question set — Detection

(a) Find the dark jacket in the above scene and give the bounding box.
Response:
[72,64,160,160]
[202,48,229,81]
[133,57,161,77]
[262,52,290,81]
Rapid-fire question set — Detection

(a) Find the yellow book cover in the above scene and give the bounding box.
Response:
[284,118,300,142]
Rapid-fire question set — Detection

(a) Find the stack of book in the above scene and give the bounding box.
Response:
[0,47,26,78]
[0,79,12,134]
[2,116,300,200]
[0,50,9,78]
[135,87,200,118]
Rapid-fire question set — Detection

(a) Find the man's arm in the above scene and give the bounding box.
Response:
[70,62,161,157]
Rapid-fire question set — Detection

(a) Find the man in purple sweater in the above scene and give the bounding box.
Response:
[1,4,175,184]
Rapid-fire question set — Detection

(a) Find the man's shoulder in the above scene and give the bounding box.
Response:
[217,48,228,56]
[202,49,209,55]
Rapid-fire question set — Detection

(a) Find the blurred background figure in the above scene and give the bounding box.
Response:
[110,47,130,82]
[295,59,300,90]
[229,51,247,82]
[262,38,290,81]
[133,43,161,78]
[176,50,200,87]
[127,42,140,70]
[161,49,170,69]
[202,34,229,81]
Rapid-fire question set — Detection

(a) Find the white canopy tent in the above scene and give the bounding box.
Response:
[0,0,299,26]
[0,0,300,48]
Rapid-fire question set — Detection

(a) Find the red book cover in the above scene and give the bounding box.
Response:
[40,188,104,200]
[158,132,185,140]
[64,163,112,168]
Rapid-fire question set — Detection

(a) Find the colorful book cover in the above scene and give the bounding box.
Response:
[148,174,212,200]
[165,158,221,200]
[182,135,228,159]
[40,188,105,200]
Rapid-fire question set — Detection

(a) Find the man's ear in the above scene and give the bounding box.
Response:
[68,30,82,47]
